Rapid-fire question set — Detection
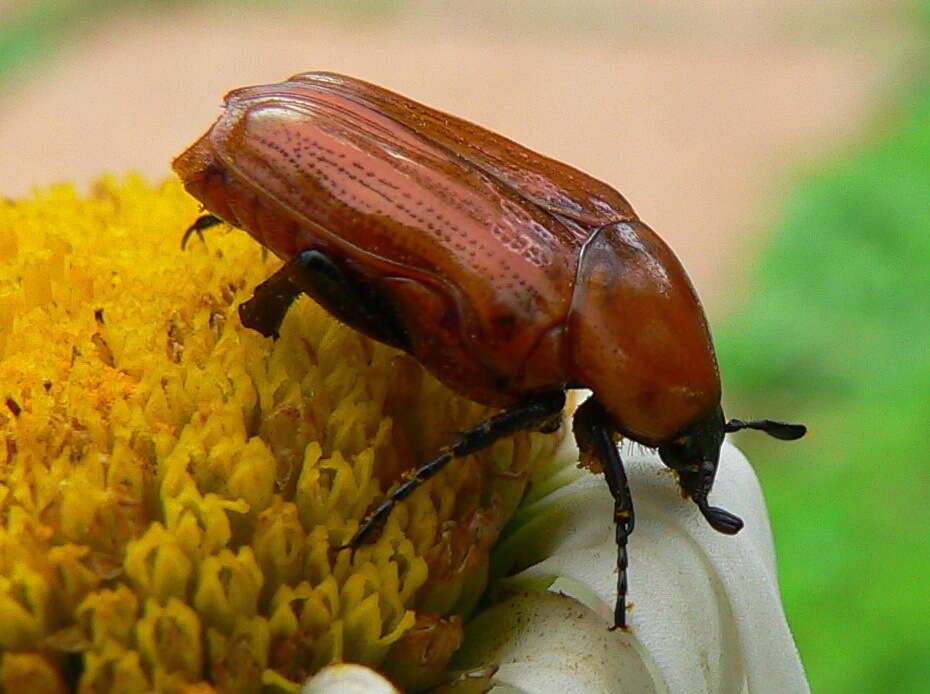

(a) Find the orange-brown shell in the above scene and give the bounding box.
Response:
[173,72,720,444]
[568,221,720,444]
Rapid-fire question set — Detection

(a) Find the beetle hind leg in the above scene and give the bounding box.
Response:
[572,396,635,630]
[348,390,567,548]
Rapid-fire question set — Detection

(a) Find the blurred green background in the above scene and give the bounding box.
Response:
[718,41,930,693]
[2,1,929,692]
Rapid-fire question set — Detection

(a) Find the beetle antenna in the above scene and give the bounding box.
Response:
[725,418,806,440]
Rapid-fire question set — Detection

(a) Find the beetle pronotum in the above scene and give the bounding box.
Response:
[174,72,805,629]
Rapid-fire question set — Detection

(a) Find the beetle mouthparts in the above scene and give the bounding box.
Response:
[699,501,744,534]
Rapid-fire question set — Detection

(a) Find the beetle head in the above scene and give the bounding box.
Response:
[657,404,726,473]
[658,406,806,534]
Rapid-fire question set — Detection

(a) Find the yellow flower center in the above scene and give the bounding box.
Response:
[0,178,558,693]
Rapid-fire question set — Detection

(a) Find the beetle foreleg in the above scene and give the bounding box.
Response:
[573,396,635,630]
[348,390,567,548]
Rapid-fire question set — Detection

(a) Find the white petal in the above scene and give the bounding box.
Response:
[469,439,808,694]
[301,663,400,694]
[447,591,657,694]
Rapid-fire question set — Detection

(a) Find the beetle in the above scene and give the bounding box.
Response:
[173,72,805,629]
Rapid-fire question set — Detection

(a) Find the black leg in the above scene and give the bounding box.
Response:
[239,248,411,350]
[573,396,634,630]
[238,261,305,339]
[349,390,567,547]
[181,214,224,249]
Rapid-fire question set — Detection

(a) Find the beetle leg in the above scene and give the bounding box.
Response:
[239,248,411,350]
[573,396,634,630]
[181,214,224,250]
[237,260,305,340]
[348,390,567,548]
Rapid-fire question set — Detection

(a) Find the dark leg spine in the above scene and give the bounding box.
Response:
[349,390,567,547]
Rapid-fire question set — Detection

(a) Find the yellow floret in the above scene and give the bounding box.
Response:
[0,178,558,693]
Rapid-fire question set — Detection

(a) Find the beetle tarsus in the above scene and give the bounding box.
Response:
[349,391,567,549]
[181,214,223,250]
[573,396,635,630]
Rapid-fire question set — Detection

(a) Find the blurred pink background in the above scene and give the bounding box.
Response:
[0,0,920,308]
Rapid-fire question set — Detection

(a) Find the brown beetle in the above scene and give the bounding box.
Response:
[173,72,805,629]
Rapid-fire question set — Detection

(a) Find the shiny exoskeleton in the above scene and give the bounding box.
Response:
[174,72,805,629]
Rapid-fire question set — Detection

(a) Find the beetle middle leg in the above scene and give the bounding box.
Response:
[573,396,635,630]
[349,390,567,548]
[239,248,410,348]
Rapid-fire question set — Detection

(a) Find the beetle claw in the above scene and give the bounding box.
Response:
[180,214,223,250]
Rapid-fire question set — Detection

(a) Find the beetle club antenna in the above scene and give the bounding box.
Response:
[725,419,806,440]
